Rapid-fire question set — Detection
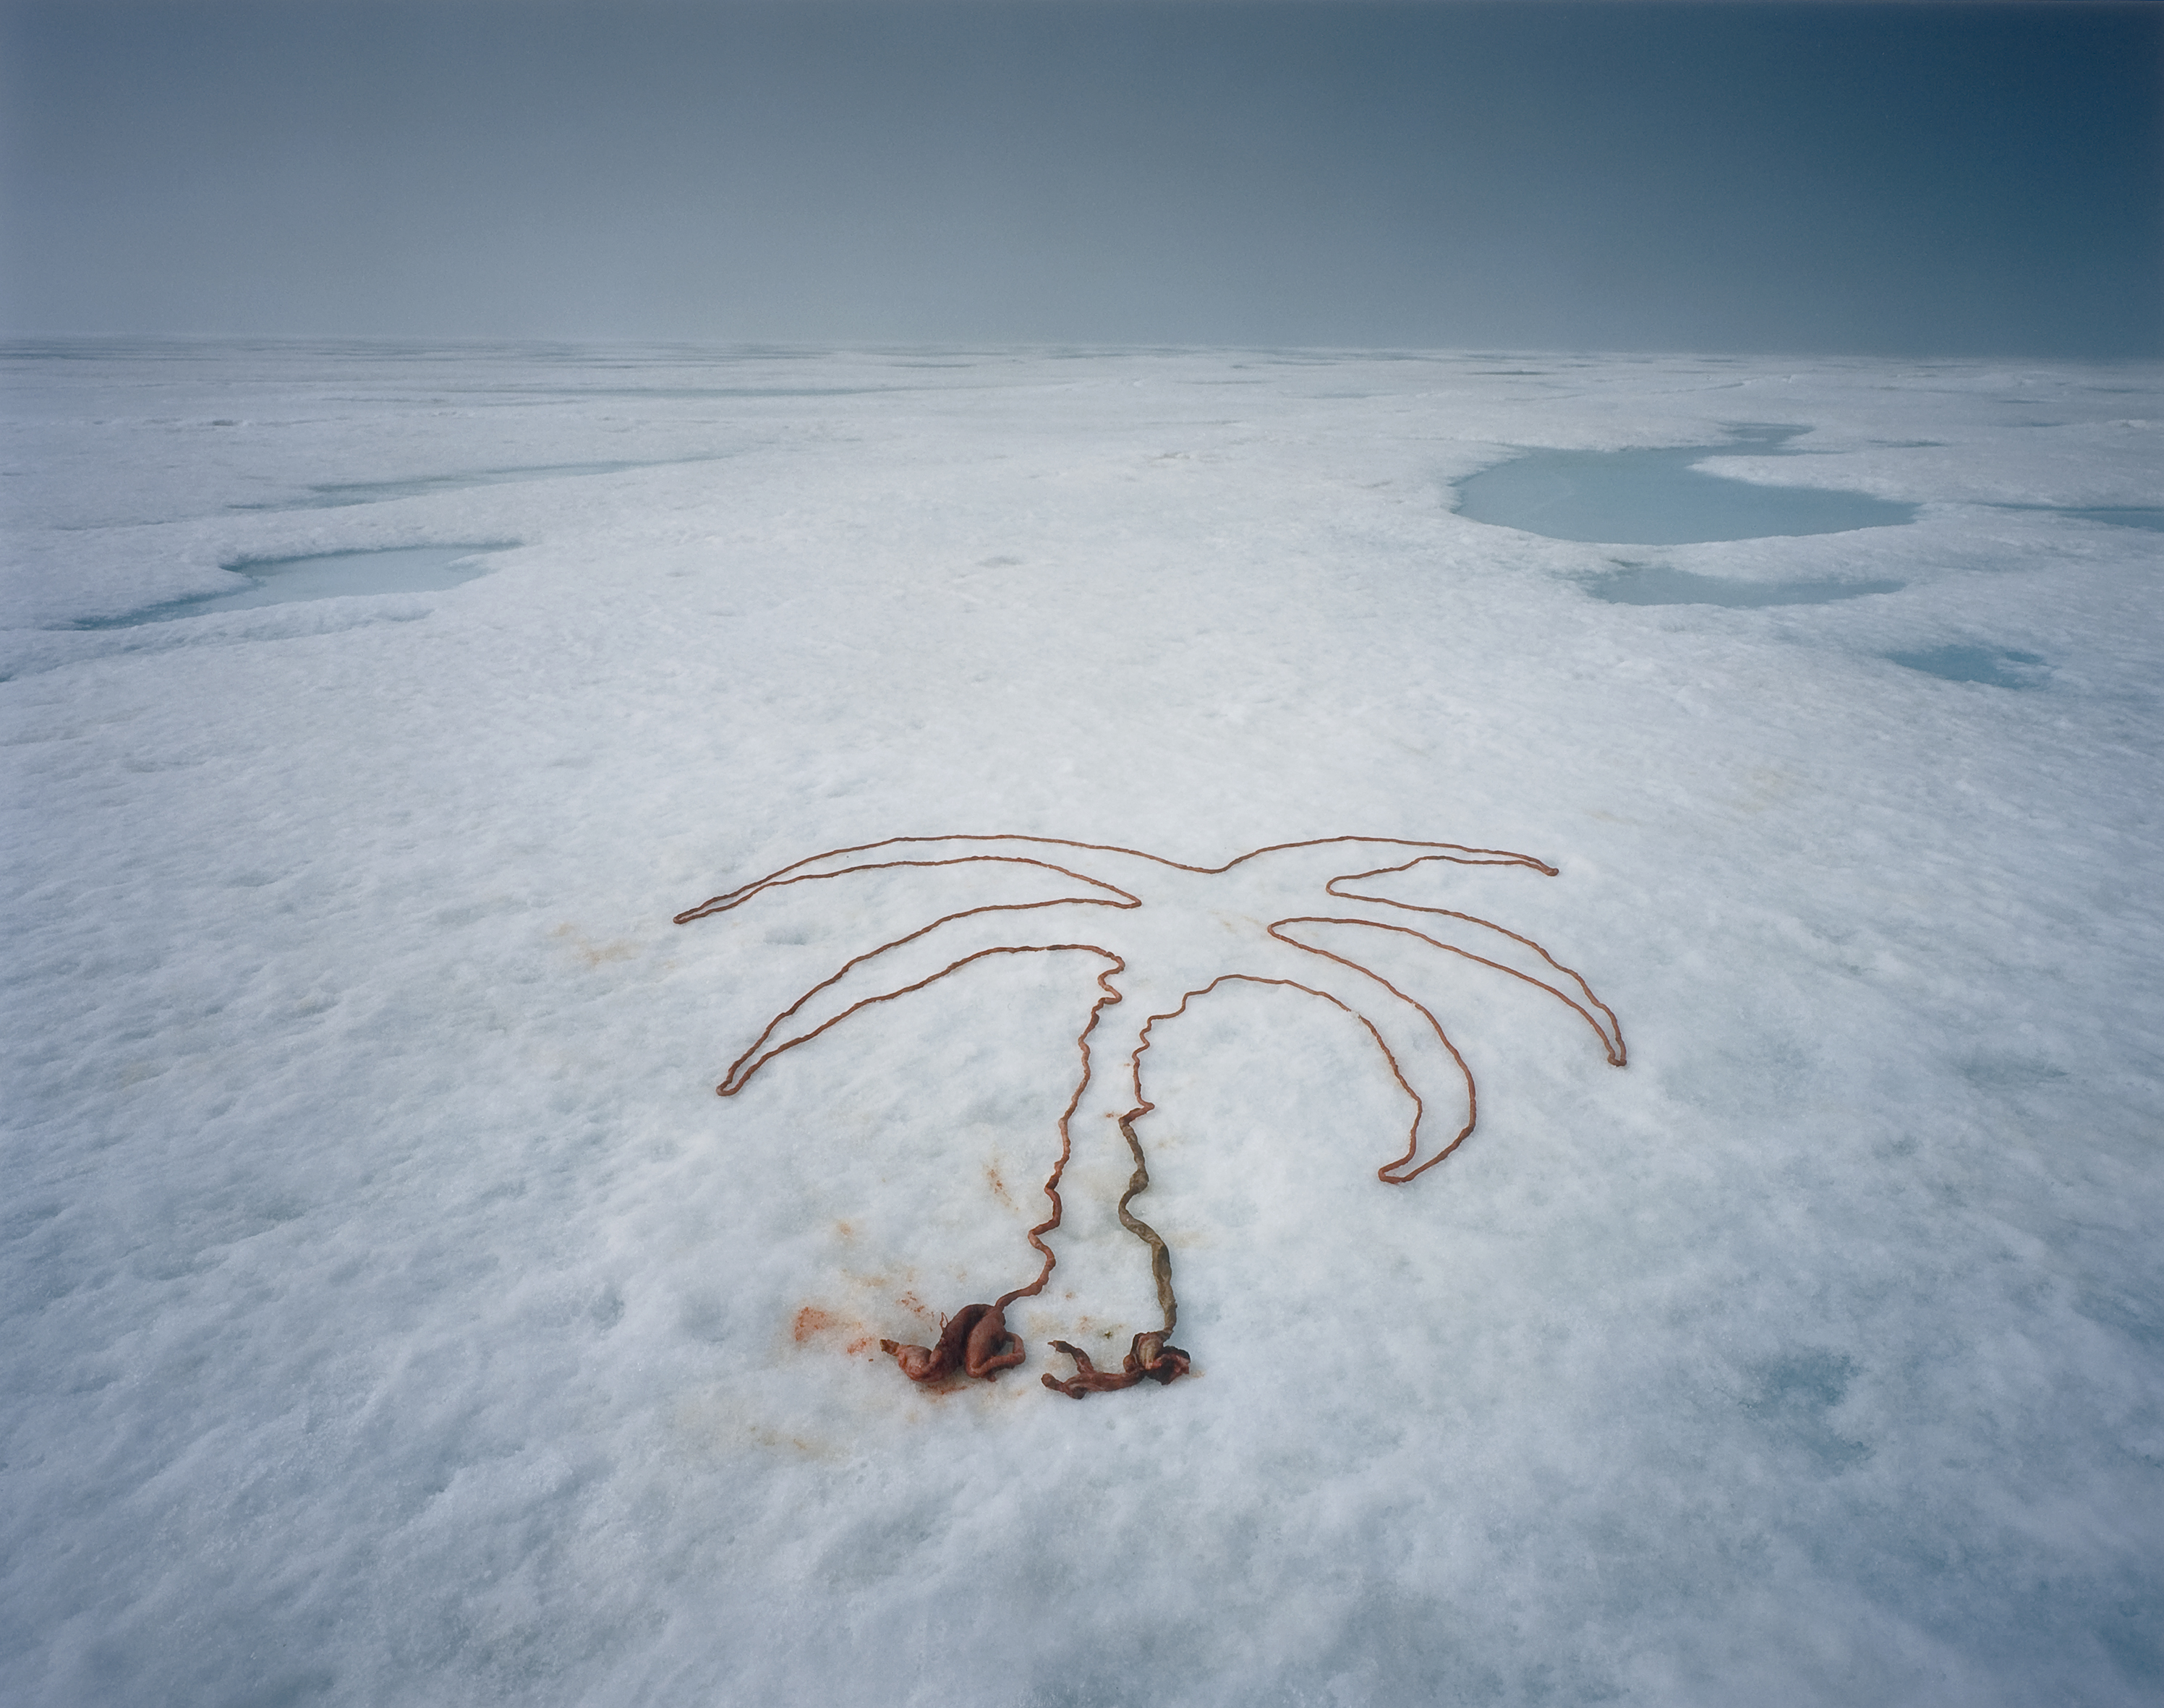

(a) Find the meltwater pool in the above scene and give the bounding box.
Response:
[1454,426,1917,545]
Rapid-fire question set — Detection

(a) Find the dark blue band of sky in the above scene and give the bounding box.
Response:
[3,1,2158,354]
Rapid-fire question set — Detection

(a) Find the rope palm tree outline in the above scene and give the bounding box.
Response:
[675,834,1626,1399]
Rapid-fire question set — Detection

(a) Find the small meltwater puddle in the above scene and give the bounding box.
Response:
[2069,508,2164,532]
[82,545,513,628]
[1586,565,1904,608]
[1454,424,1917,544]
[1887,645,2050,688]
[234,464,652,510]
[1996,505,2164,534]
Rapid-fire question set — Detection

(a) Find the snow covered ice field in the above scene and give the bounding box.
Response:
[4,340,2161,1706]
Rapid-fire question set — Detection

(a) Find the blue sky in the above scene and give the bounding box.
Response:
[3,1,2158,354]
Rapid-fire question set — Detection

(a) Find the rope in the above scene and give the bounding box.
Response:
[676,833,1624,1396]
[1115,1112,1178,1333]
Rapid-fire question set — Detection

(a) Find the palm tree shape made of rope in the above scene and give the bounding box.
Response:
[676,835,1626,1399]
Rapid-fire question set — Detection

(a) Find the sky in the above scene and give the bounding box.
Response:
[1,1,2158,356]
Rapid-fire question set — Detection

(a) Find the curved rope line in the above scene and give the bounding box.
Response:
[1221,836,1556,878]
[1326,848,1559,881]
[676,833,1558,922]
[996,952,1127,1313]
[674,853,1141,924]
[1261,926,1482,1184]
[1321,879,1626,1064]
[712,929,1128,1318]
[1280,913,1628,1067]
[1113,1112,1177,1333]
[712,892,1138,1093]
[720,937,1121,1101]
[1129,962,1473,1187]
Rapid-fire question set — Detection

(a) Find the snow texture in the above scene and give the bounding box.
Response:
[4,341,2162,1707]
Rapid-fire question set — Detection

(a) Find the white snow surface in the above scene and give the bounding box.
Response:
[4,341,2161,1707]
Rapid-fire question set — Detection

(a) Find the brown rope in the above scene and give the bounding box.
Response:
[1121,969,1458,1187]
[1324,861,1625,1063]
[674,855,1142,1093]
[831,944,1128,1386]
[1041,1331,1190,1399]
[675,834,1555,923]
[994,951,1128,1314]
[676,833,1625,1393]
[1115,1113,1177,1332]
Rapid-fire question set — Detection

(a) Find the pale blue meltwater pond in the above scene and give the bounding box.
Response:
[1453,425,1918,546]
[88,545,512,627]
[1453,425,1917,610]
[1452,427,2070,686]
